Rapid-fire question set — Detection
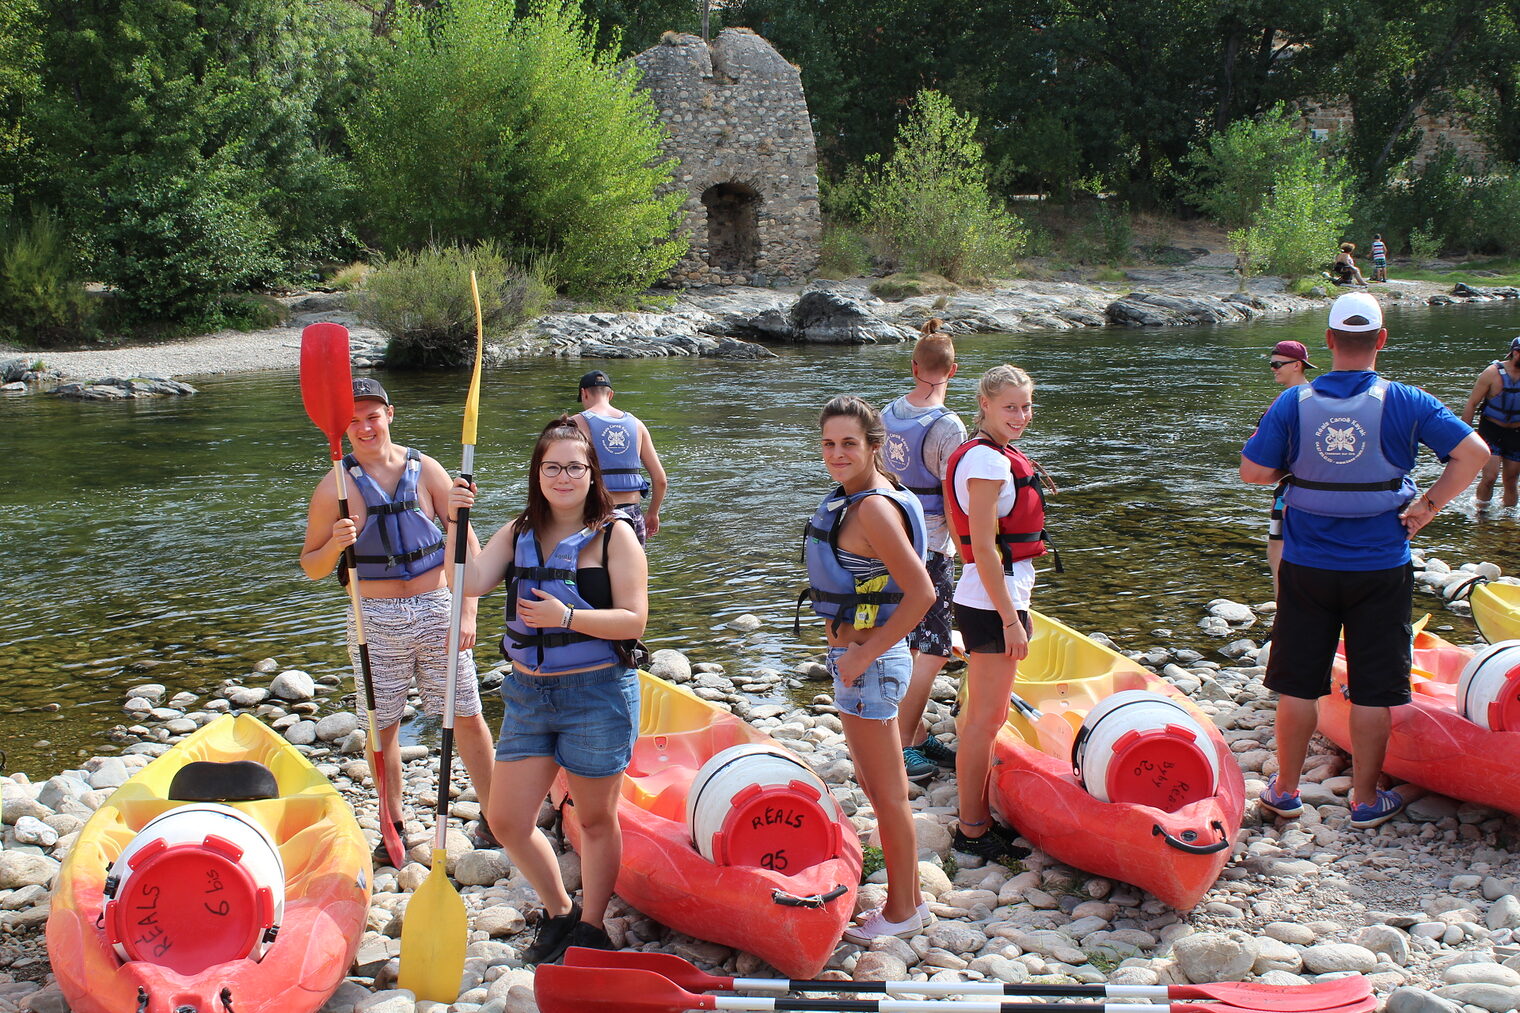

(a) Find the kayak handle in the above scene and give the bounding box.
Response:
[1152,820,1229,855]
[772,884,848,908]
[136,987,149,1013]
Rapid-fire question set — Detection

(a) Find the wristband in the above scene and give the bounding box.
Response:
[564,605,575,630]
[1421,493,1439,513]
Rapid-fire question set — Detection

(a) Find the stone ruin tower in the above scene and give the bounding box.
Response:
[634,28,821,286]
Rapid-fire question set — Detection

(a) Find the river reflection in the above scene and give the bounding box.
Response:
[3,298,1517,770]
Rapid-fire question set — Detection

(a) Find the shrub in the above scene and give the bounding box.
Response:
[1185,105,1321,231]
[324,262,372,292]
[868,272,959,300]
[349,0,686,299]
[850,90,1026,282]
[1096,201,1132,266]
[1251,156,1353,277]
[217,292,286,332]
[0,209,93,346]
[817,224,871,279]
[363,242,552,368]
[1409,224,1441,267]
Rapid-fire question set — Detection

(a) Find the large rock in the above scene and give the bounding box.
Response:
[647,649,691,683]
[788,289,911,344]
[1300,943,1376,974]
[455,849,511,886]
[315,712,360,742]
[1172,932,1257,983]
[1432,983,1520,1012]
[1385,987,1463,1013]
[0,851,59,889]
[270,669,316,701]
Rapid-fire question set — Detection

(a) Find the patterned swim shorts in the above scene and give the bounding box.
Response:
[345,587,482,728]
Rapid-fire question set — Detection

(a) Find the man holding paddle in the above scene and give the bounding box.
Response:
[300,377,498,861]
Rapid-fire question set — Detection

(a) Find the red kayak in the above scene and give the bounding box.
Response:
[1318,627,1520,816]
[986,611,1245,910]
[552,672,861,977]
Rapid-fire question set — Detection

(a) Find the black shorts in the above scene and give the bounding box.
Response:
[908,551,955,657]
[1265,560,1413,707]
[954,604,1032,655]
[1479,417,1520,463]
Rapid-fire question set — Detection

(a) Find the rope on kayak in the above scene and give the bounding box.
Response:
[771,884,847,908]
[219,986,235,1013]
[135,988,148,1013]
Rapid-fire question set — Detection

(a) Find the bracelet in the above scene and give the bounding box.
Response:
[1421,493,1439,513]
[564,605,575,630]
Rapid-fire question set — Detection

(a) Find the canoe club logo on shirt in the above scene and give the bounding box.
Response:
[1313,415,1367,465]
[600,425,629,454]
[884,432,911,473]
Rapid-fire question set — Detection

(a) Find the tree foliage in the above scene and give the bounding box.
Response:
[1251,155,1353,277]
[1186,105,1325,230]
[348,0,685,298]
[848,90,1025,281]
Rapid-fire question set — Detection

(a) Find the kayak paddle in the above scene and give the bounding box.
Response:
[534,965,1378,1013]
[561,949,1370,1010]
[397,273,487,1001]
[299,322,405,870]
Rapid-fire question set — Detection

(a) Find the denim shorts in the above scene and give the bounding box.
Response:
[827,640,911,721]
[496,664,640,777]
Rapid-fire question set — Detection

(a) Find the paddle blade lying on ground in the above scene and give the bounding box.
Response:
[397,848,467,1002]
[299,322,353,460]
[535,965,1378,1013]
[561,948,1369,1010]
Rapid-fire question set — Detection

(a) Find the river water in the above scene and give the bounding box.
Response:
[4,300,1517,772]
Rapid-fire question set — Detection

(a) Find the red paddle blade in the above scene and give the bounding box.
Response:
[299,323,353,460]
[562,947,734,992]
[536,965,717,1013]
[1181,997,1379,1013]
[1173,974,1371,1010]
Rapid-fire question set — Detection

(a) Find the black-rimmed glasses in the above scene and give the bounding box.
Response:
[540,462,589,478]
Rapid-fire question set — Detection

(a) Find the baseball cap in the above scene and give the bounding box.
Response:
[1510,335,1520,352]
[1270,340,1316,368]
[352,377,390,404]
[1327,292,1383,332]
[578,370,613,391]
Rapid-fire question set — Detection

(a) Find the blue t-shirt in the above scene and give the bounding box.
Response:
[1242,370,1472,570]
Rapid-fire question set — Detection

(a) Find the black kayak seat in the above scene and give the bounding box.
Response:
[167,760,279,802]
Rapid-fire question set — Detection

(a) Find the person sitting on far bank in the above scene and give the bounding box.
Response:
[574,370,667,546]
[1370,234,1388,284]
[1263,341,1314,598]
[1241,293,1487,830]
[881,319,967,783]
[446,416,648,964]
[1332,242,1369,287]
[1461,335,1520,512]
[299,377,499,863]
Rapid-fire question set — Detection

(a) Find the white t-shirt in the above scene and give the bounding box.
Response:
[950,443,1036,611]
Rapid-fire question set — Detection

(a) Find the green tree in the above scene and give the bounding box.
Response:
[23,0,368,321]
[1251,154,1353,277]
[348,0,686,298]
[1186,105,1323,231]
[0,0,41,218]
[851,90,1025,281]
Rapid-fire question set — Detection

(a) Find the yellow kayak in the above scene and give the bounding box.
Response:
[1473,581,1520,644]
[47,713,371,1013]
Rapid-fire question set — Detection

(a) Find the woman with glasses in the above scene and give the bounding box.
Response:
[447,415,648,965]
[1263,341,1314,594]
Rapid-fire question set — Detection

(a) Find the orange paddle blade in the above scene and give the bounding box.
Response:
[299,323,353,460]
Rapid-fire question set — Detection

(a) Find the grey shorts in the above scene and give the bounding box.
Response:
[827,640,911,721]
[346,587,482,728]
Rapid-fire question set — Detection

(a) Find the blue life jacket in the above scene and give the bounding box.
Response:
[501,522,623,674]
[344,448,445,580]
[795,486,928,635]
[1283,378,1416,518]
[882,398,951,516]
[581,409,649,495]
[1481,361,1520,424]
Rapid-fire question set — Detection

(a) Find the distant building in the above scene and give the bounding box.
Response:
[634,28,821,286]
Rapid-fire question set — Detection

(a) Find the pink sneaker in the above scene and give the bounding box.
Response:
[842,906,922,944]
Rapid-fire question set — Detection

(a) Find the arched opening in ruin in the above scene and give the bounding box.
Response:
[700,182,761,272]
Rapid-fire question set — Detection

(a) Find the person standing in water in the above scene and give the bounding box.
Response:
[800,396,934,943]
[944,365,1049,861]
[299,378,498,862]
[1461,335,1520,512]
[574,370,667,545]
[1264,341,1314,595]
[447,416,648,963]
[881,319,967,783]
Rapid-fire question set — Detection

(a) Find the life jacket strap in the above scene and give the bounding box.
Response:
[366,499,419,516]
[352,539,444,569]
[1285,476,1406,492]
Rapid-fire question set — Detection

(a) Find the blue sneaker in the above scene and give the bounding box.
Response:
[1258,775,1303,818]
[917,733,957,767]
[1349,789,1404,829]
[901,746,936,783]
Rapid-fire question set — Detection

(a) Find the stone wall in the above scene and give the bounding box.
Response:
[634,29,821,287]
[1301,98,1492,170]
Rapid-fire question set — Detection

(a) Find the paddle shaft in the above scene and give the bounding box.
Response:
[434,445,474,849]
[692,1000,1211,1012]
[334,460,402,863]
[734,982,1196,999]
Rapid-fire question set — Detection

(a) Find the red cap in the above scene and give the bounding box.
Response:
[1270,340,1316,368]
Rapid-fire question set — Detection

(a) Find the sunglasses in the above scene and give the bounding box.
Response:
[1268,360,1299,369]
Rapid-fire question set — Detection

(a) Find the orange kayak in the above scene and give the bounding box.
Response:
[986,611,1245,910]
[47,714,371,1013]
[552,672,861,977]
[1318,627,1520,816]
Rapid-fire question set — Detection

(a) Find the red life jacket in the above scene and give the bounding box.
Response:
[943,437,1048,571]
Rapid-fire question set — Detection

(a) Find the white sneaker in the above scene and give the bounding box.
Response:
[842,906,922,944]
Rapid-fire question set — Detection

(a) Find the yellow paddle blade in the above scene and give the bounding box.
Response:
[1413,613,1431,637]
[463,271,484,446]
[397,850,467,1002]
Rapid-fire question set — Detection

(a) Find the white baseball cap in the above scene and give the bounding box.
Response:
[1328,292,1383,332]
